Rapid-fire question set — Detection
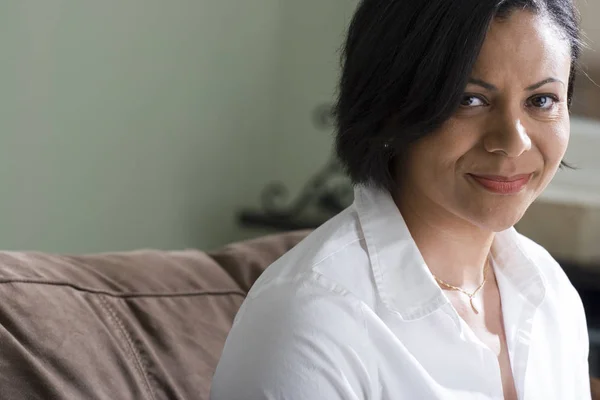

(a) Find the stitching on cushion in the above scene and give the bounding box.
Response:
[0,279,246,299]
[98,295,157,400]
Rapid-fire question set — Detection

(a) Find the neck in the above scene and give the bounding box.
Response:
[393,188,495,290]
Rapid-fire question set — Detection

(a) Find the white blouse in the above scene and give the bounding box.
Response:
[210,185,591,399]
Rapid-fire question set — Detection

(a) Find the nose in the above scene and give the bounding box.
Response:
[483,112,532,158]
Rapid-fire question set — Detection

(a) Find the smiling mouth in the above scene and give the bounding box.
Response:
[468,173,533,195]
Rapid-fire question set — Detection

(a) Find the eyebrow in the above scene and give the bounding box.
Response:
[467,77,564,92]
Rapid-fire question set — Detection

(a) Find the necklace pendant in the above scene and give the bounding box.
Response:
[470,297,479,314]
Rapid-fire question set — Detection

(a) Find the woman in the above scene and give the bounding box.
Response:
[211,0,590,398]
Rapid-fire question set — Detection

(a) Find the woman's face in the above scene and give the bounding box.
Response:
[396,10,573,232]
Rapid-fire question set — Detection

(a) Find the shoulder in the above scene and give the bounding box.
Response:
[515,232,590,371]
[515,232,578,298]
[515,232,588,338]
[211,272,375,399]
[247,205,377,307]
[239,271,368,332]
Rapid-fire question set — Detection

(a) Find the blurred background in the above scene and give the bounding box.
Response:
[0,0,356,252]
[0,0,598,257]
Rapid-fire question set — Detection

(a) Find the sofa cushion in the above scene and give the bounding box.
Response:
[209,230,311,293]
[0,230,309,400]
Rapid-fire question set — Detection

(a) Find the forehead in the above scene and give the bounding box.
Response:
[472,10,571,81]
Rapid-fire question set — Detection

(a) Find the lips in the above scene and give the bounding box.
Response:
[468,173,533,195]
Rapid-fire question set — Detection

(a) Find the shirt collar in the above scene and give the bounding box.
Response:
[353,184,546,321]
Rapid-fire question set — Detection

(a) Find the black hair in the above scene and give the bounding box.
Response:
[334,0,582,191]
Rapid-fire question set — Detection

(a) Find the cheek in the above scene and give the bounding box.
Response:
[435,122,484,176]
[402,141,454,192]
[425,120,481,166]
[537,121,570,167]
[407,136,465,183]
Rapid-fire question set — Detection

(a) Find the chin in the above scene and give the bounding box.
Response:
[481,216,523,233]
[463,203,531,233]
[452,183,540,232]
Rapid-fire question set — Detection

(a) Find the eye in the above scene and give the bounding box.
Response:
[460,95,487,108]
[528,94,559,110]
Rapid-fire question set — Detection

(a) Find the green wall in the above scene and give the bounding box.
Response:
[272,0,357,195]
[0,1,284,252]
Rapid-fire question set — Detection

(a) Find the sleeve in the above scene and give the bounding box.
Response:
[209,277,375,400]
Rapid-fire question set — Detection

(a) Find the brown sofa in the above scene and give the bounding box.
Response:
[0,231,308,400]
[0,230,598,399]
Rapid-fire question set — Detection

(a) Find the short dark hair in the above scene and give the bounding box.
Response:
[334,0,582,191]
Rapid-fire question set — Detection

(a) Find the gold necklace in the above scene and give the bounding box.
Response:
[433,261,489,314]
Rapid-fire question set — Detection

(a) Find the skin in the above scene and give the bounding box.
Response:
[392,10,573,400]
